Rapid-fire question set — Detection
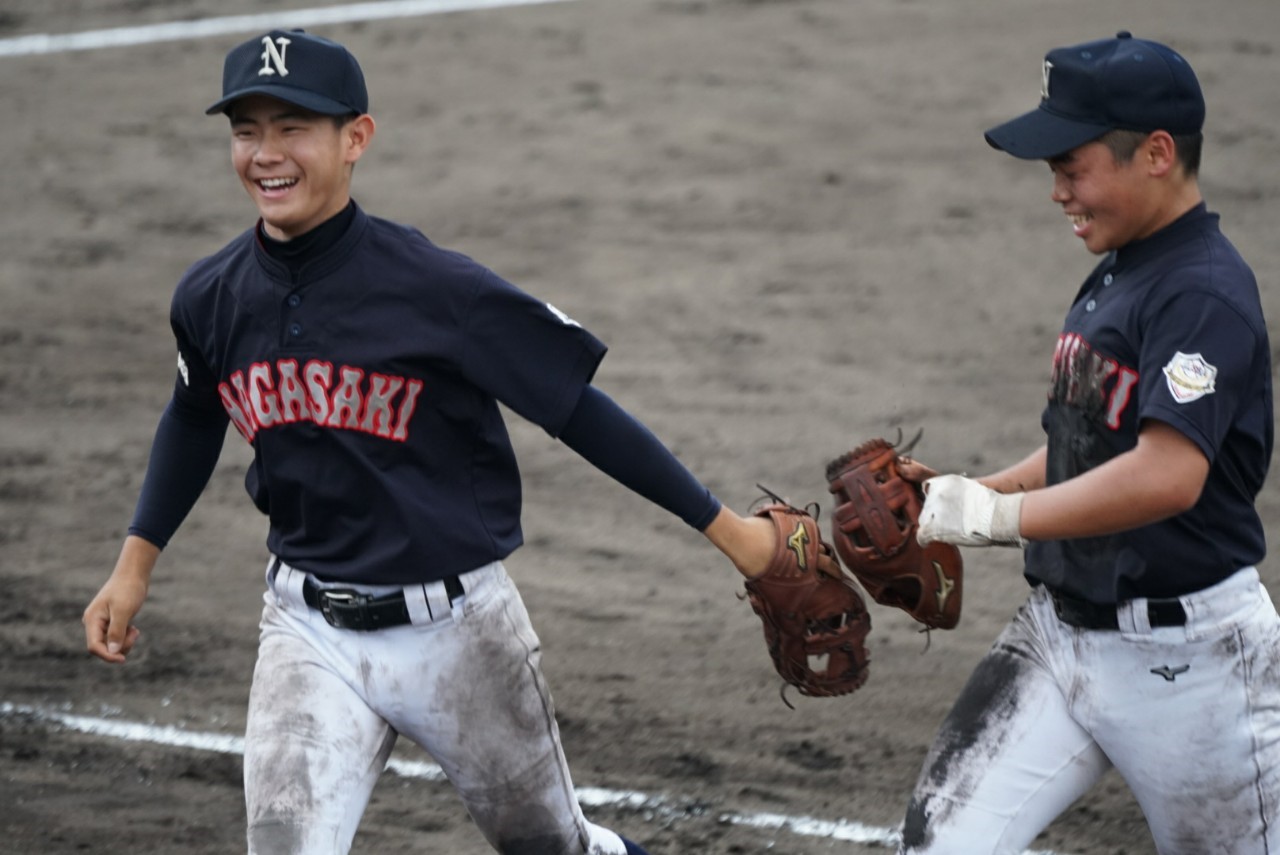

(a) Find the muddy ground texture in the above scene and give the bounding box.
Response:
[2,0,1279,852]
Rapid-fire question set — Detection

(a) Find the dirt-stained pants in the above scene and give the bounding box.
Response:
[243,559,630,855]
[900,567,1280,855]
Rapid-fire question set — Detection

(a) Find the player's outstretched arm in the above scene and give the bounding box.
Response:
[83,535,159,664]
[556,386,817,579]
[701,506,779,579]
[1018,421,1206,540]
[919,424,1207,547]
[976,445,1048,495]
[894,444,1048,496]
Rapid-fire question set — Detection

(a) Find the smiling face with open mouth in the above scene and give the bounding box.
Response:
[1045,137,1174,256]
[228,95,373,241]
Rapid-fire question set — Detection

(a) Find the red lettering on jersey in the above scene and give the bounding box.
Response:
[1049,335,1068,388]
[248,362,282,428]
[275,359,309,424]
[227,370,259,436]
[392,379,424,442]
[1048,332,1139,431]
[360,374,405,438]
[219,360,422,443]
[303,361,334,424]
[218,381,258,441]
[1106,367,1140,430]
[327,367,365,429]
[1063,334,1086,405]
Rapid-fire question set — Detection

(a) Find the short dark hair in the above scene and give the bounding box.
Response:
[225,105,362,132]
[330,112,361,130]
[1099,128,1202,177]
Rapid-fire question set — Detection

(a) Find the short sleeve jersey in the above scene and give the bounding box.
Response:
[169,204,606,584]
[1027,204,1272,602]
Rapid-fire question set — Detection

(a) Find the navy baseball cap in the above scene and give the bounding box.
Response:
[985,31,1204,160]
[206,29,368,116]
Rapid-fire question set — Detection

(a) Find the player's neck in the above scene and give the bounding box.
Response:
[259,201,357,271]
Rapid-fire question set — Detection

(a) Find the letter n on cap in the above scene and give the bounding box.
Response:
[260,36,291,78]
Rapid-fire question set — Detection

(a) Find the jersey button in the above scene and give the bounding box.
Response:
[1085,299,1097,312]
[1103,273,1114,286]
[289,323,303,336]
[287,294,302,307]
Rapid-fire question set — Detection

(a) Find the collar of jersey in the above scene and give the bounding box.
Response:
[1111,201,1215,274]
[253,202,369,284]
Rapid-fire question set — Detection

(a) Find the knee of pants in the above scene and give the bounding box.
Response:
[248,820,349,855]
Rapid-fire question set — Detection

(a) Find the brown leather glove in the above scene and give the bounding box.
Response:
[825,438,964,630]
[743,498,871,704]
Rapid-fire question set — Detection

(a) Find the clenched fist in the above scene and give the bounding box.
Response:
[917,474,1026,548]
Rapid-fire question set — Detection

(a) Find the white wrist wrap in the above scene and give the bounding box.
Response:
[918,474,1027,548]
[989,491,1026,547]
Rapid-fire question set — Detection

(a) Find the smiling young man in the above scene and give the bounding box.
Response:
[81,29,785,855]
[899,32,1280,853]
[229,96,372,240]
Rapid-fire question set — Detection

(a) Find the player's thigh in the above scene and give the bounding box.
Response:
[900,603,1109,855]
[388,568,594,852]
[1092,599,1280,854]
[245,601,395,855]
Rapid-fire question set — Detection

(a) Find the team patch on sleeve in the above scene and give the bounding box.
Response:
[1162,351,1217,403]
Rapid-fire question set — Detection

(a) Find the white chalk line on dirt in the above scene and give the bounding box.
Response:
[1,702,1073,854]
[0,0,574,58]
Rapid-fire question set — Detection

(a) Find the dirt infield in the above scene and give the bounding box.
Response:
[2,0,1279,852]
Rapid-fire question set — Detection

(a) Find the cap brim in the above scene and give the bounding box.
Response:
[984,106,1112,160]
[206,85,354,116]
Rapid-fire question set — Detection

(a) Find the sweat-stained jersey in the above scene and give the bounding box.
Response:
[1027,203,1272,603]
[169,203,606,584]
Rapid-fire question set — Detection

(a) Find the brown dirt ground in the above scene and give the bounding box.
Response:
[2,0,1279,852]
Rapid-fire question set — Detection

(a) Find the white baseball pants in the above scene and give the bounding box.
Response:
[900,567,1280,855]
[243,559,632,855]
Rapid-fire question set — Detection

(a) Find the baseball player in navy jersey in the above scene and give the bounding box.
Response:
[899,33,1280,853]
[81,29,782,855]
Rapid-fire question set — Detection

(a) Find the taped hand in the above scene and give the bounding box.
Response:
[917,474,1026,548]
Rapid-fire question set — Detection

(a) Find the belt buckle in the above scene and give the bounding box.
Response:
[318,588,371,630]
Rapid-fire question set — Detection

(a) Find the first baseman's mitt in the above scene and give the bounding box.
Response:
[825,438,964,630]
[743,493,871,705]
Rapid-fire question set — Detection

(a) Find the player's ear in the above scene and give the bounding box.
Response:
[1143,131,1178,178]
[344,114,376,165]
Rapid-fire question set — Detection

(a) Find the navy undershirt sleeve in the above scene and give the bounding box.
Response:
[127,395,229,548]
[559,385,722,531]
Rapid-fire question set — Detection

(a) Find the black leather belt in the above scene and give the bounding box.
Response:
[1050,590,1186,630]
[301,574,464,631]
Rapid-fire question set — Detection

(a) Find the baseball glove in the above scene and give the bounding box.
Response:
[743,492,871,705]
[825,437,964,630]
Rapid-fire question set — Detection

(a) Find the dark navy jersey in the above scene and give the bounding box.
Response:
[1027,204,1272,603]
[169,203,606,583]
